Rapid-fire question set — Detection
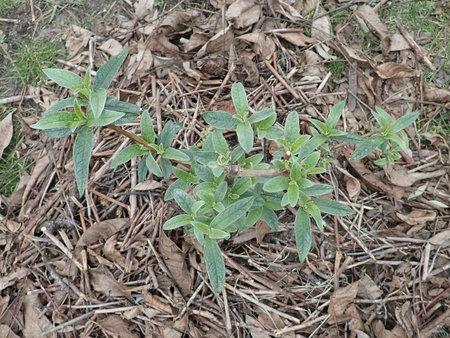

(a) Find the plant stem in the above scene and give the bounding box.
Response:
[223,165,289,178]
[106,124,157,152]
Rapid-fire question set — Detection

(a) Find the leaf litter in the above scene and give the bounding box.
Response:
[0,0,449,337]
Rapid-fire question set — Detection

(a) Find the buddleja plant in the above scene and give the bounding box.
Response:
[32,49,419,293]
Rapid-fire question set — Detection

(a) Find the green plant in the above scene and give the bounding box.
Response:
[12,40,63,85]
[31,48,420,293]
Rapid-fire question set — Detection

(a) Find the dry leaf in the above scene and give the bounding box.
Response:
[423,85,450,103]
[126,38,153,84]
[375,62,419,79]
[22,153,50,205]
[328,282,359,317]
[354,5,391,54]
[395,301,416,337]
[245,315,271,338]
[255,220,271,243]
[159,231,192,297]
[182,30,209,52]
[133,180,163,190]
[90,266,130,297]
[0,114,13,158]
[389,33,411,52]
[384,165,447,187]
[0,267,28,292]
[226,0,261,29]
[98,39,123,56]
[65,25,94,57]
[237,30,275,60]
[97,315,139,338]
[269,0,303,22]
[0,325,20,338]
[133,0,155,20]
[428,230,450,248]
[239,55,259,86]
[103,235,127,268]
[143,290,173,314]
[357,274,382,300]
[396,209,436,226]
[22,280,55,337]
[312,7,335,60]
[76,218,130,247]
[373,320,406,338]
[275,30,314,47]
[197,25,234,58]
[335,166,361,201]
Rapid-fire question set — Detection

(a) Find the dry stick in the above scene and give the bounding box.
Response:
[397,24,436,71]
[224,284,301,324]
[41,226,83,271]
[336,217,377,261]
[206,62,236,111]
[0,95,37,105]
[42,311,93,336]
[106,124,156,152]
[260,77,287,114]
[274,314,330,336]
[222,287,232,334]
[264,60,301,101]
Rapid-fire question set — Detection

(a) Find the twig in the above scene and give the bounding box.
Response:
[0,95,37,105]
[274,314,330,336]
[42,311,93,336]
[397,24,435,71]
[107,124,156,152]
[207,62,236,110]
[0,18,20,23]
[223,165,289,178]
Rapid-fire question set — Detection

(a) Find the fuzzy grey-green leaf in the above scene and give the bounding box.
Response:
[203,237,226,293]
[73,126,94,197]
[294,209,312,262]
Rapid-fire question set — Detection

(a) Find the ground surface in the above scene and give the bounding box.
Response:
[0,0,449,337]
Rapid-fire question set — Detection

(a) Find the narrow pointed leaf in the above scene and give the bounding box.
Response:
[236,121,253,152]
[43,69,84,91]
[312,198,355,216]
[203,110,238,129]
[203,237,226,293]
[284,111,300,144]
[145,154,163,177]
[173,189,194,214]
[163,214,193,230]
[162,148,190,162]
[93,47,128,90]
[326,100,346,128]
[351,136,384,160]
[111,144,148,168]
[391,111,420,133]
[294,209,312,262]
[73,126,94,196]
[231,82,248,117]
[210,197,254,229]
[90,88,107,119]
[263,176,290,193]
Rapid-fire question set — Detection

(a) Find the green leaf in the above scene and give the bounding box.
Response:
[43,69,84,91]
[249,108,275,124]
[302,151,321,170]
[31,111,82,130]
[372,107,392,131]
[93,47,128,90]
[306,203,323,231]
[291,135,310,153]
[391,111,420,133]
[145,154,163,177]
[173,189,194,214]
[73,99,85,120]
[89,88,107,119]
[42,127,75,138]
[236,121,253,152]
[214,181,228,203]
[104,100,140,114]
[326,100,345,128]
[309,119,328,134]
[210,197,254,229]
[351,136,384,160]
[88,110,124,127]
[387,133,408,150]
[192,221,211,234]
[287,182,299,207]
[162,148,190,162]
[194,164,215,182]
[209,228,230,240]
[231,82,248,117]
[302,184,334,196]
[138,156,148,182]
[263,176,290,193]
[163,214,193,230]
[203,237,226,293]
[296,135,326,159]
[45,98,76,114]
[290,162,301,182]
[158,121,181,148]
[330,133,364,144]
[231,177,252,196]
[284,111,300,144]
[211,130,229,156]
[111,144,148,168]
[140,110,155,143]
[203,110,238,129]
[259,126,283,140]
[312,198,355,216]
[230,146,245,163]
[261,207,278,230]
[160,157,173,179]
[73,126,94,197]
[294,209,312,262]
[164,179,191,201]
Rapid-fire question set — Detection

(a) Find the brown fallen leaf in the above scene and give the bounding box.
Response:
[334,166,361,201]
[312,7,335,60]
[238,55,259,86]
[97,314,139,338]
[0,114,13,158]
[0,267,28,292]
[133,0,156,20]
[98,38,123,56]
[396,208,436,226]
[237,30,275,61]
[255,220,271,244]
[245,315,271,338]
[226,0,261,29]
[423,85,450,103]
[328,281,359,318]
[133,180,163,191]
[90,266,130,297]
[375,62,419,79]
[143,290,173,314]
[373,320,406,338]
[0,325,20,338]
[159,231,192,297]
[182,30,209,52]
[103,235,127,269]
[22,153,50,206]
[354,5,391,54]
[275,30,314,47]
[65,25,93,57]
[357,274,382,300]
[428,230,450,248]
[197,25,234,58]
[269,0,303,22]
[76,218,130,247]
[384,165,447,187]
[389,33,411,52]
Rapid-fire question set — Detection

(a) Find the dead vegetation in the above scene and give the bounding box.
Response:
[0,0,449,337]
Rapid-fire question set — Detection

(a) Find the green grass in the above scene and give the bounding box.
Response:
[381,0,449,86]
[12,40,63,85]
[0,0,26,15]
[0,107,31,197]
[328,59,346,78]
